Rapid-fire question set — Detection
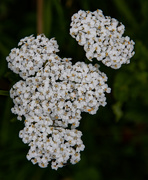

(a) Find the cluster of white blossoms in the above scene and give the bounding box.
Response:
[19,116,85,170]
[6,34,59,79]
[10,56,110,128]
[70,9,135,69]
[8,34,111,169]
[7,9,134,170]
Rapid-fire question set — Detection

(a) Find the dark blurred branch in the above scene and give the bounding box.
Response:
[37,0,43,34]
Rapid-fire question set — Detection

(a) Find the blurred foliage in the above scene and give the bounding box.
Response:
[0,0,148,179]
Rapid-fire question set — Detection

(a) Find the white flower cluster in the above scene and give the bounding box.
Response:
[10,55,110,128]
[7,8,135,169]
[8,34,111,169]
[19,116,84,170]
[6,34,59,79]
[70,9,135,69]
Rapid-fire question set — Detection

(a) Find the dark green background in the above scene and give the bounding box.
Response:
[0,0,148,179]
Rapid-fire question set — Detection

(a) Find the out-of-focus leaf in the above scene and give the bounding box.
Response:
[52,0,66,31]
[0,90,9,96]
[141,0,148,20]
[43,0,52,36]
[113,72,130,102]
[112,101,123,121]
[74,167,101,180]
[113,0,138,28]
[135,40,148,62]
[52,0,64,19]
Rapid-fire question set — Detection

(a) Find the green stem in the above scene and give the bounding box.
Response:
[0,90,9,96]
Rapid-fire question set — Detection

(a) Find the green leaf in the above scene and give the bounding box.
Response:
[43,0,52,36]
[112,101,123,121]
[52,0,65,30]
[113,0,138,28]
[141,0,148,20]
[113,72,130,102]
[74,167,101,180]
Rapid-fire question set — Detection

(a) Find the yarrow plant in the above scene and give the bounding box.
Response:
[6,9,135,170]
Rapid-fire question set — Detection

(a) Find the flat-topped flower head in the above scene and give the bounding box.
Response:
[10,54,111,129]
[70,9,135,69]
[19,115,85,169]
[6,34,59,79]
